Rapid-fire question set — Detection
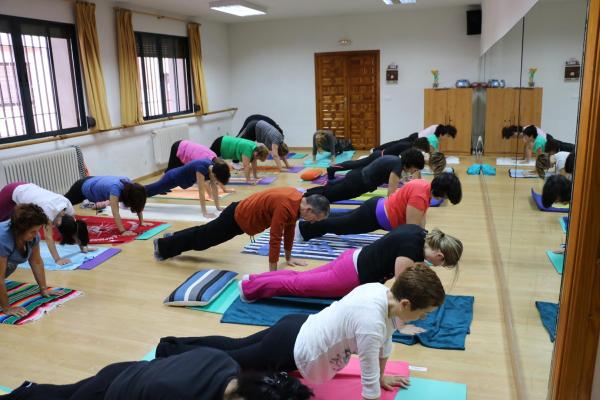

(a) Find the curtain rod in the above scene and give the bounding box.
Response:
[113,6,199,25]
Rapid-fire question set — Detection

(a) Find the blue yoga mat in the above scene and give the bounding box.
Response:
[221,295,473,350]
[18,243,118,271]
[535,301,558,342]
[304,151,355,167]
[546,250,564,274]
[397,377,467,400]
[531,189,569,213]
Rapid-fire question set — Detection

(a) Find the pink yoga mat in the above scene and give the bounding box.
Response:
[295,357,409,400]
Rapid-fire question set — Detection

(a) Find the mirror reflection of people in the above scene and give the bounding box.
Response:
[535,152,574,179]
[375,125,456,153]
[0,204,65,317]
[1,346,314,400]
[541,175,572,208]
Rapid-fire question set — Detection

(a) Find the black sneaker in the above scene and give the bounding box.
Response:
[153,239,165,261]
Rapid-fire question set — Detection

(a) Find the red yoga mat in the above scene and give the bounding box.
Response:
[42,216,167,244]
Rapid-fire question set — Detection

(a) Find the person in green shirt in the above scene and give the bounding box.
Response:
[210,136,269,184]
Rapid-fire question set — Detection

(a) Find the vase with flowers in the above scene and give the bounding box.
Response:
[528,67,537,87]
[431,69,439,88]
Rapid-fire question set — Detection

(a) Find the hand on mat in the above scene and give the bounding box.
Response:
[54,258,71,266]
[40,288,66,297]
[517,159,530,165]
[223,187,236,193]
[203,211,217,218]
[122,230,137,237]
[398,324,426,335]
[286,258,308,267]
[2,305,28,317]
[81,246,97,253]
[380,375,410,390]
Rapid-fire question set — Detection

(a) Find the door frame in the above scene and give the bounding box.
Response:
[550,0,600,398]
[314,50,380,148]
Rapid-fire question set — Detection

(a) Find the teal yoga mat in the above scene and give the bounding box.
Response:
[136,223,171,240]
[289,153,308,159]
[559,217,568,233]
[188,280,240,314]
[304,151,355,167]
[546,250,564,274]
[396,377,467,400]
[142,348,156,361]
[0,385,11,394]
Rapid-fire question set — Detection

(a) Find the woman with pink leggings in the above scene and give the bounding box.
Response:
[241,225,463,302]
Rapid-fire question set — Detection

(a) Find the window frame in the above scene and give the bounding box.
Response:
[0,14,87,145]
[134,31,193,121]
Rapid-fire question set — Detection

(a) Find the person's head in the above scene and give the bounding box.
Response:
[254,144,269,162]
[502,125,522,139]
[429,152,447,176]
[400,148,425,174]
[542,175,572,208]
[121,181,147,214]
[277,143,289,158]
[10,204,48,242]
[523,125,538,139]
[431,172,462,205]
[424,229,463,268]
[434,125,456,138]
[535,153,551,179]
[211,158,231,185]
[544,138,561,155]
[314,130,330,151]
[389,265,445,323]
[300,194,330,222]
[565,152,575,175]
[413,137,430,153]
[57,215,89,247]
[226,371,313,400]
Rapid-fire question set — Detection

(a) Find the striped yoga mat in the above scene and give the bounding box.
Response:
[0,281,82,325]
[242,231,383,261]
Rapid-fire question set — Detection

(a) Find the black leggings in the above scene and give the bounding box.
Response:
[210,136,223,157]
[373,134,416,151]
[237,120,258,140]
[63,177,92,205]
[304,170,373,204]
[3,362,135,400]
[165,140,184,172]
[329,151,383,175]
[156,202,243,259]
[156,314,307,372]
[299,196,382,241]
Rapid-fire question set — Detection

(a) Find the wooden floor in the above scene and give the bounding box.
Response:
[1,152,562,399]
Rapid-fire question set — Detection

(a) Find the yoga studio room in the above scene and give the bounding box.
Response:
[1,0,599,399]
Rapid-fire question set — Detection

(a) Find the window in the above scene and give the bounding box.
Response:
[0,15,86,143]
[135,32,192,120]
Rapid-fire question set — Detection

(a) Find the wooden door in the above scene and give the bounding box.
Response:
[315,51,379,149]
[443,88,473,154]
[515,88,543,127]
[424,89,448,127]
[484,88,520,155]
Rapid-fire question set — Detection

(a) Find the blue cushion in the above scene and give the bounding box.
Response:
[164,269,238,306]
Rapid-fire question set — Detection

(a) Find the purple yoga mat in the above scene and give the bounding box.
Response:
[228,176,277,186]
[286,166,305,173]
[308,174,344,185]
[77,248,122,270]
[267,152,296,160]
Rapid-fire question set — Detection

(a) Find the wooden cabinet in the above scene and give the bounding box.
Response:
[424,88,473,154]
[483,88,543,155]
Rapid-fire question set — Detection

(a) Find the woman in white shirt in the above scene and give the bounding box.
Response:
[0,182,90,265]
[535,152,574,179]
[156,265,445,400]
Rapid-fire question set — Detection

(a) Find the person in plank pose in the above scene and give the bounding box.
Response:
[298,173,462,241]
[238,119,291,171]
[153,187,329,271]
[0,204,65,317]
[535,151,574,179]
[545,137,575,154]
[0,182,90,265]
[64,176,147,237]
[304,149,425,203]
[240,225,462,303]
[145,159,231,218]
[542,175,572,208]
[157,265,446,400]
[210,136,269,184]
[374,124,457,153]
[2,346,313,400]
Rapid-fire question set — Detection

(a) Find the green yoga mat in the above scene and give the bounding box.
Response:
[353,188,388,201]
[396,377,466,400]
[188,281,240,314]
[136,224,171,240]
[304,151,355,167]
[546,250,564,274]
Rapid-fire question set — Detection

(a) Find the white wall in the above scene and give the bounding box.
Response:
[482,0,587,142]
[481,0,538,54]
[228,7,481,147]
[0,0,232,183]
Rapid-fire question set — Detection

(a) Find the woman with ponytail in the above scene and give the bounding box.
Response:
[0,182,91,265]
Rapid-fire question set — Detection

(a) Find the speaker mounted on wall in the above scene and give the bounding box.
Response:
[467,9,482,35]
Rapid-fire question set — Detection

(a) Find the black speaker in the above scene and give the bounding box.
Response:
[467,9,481,35]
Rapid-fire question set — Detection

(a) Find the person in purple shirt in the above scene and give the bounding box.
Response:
[64,176,147,236]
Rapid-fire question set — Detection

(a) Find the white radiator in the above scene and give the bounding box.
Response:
[1,147,82,195]
[152,124,190,165]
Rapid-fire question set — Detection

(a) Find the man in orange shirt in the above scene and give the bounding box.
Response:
[154,187,329,271]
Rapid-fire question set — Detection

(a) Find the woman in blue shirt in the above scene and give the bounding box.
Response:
[0,204,64,317]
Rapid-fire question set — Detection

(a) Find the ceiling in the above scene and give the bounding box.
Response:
[114,0,481,23]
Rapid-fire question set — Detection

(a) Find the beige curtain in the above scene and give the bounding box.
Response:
[187,23,209,113]
[116,9,143,125]
[75,2,111,130]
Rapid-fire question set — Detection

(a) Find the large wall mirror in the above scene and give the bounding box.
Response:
[480,0,588,398]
